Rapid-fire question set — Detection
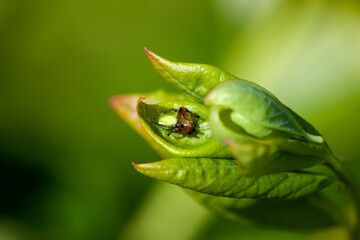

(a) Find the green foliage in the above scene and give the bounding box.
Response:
[205,80,324,144]
[227,140,324,177]
[4,1,360,239]
[137,98,232,158]
[187,190,342,230]
[112,49,360,236]
[145,48,236,100]
[134,158,334,199]
[205,80,333,176]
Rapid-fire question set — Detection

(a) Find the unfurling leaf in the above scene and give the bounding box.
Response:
[110,90,186,158]
[137,98,231,158]
[205,80,324,144]
[205,80,330,176]
[133,158,335,199]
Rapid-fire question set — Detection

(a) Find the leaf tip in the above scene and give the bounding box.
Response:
[137,96,146,103]
[109,95,138,111]
[132,162,156,176]
[144,46,151,58]
[144,47,155,61]
[144,48,171,70]
[132,162,146,173]
[108,96,118,108]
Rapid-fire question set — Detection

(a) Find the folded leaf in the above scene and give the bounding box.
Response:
[133,158,335,199]
[186,190,343,230]
[205,80,331,176]
[137,99,232,158]
[228,140,324,177]
[205,80,325,145]
[110,90,186,158]
[145,48,236,100]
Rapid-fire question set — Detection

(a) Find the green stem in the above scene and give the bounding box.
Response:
[326,153,360,239]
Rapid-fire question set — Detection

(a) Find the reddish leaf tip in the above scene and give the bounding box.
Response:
[144,47,162,64]
[109,95,138,110]
[137,96,146,103]
[109,96,126,108]
[132,162,149,173]
[108,96,117,108]
[144,47,152,57]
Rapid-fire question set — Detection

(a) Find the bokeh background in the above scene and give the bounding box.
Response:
[1,0,360,239]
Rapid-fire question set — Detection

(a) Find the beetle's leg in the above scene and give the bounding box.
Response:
[178,107,191,120]
[180,107,200,125]
[184,107,200,120]
[167,125,180,136]
[189,111,200,125]
[175,108,183,121]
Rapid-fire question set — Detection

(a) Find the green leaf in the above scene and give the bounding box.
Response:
[205,80,331,176]
[207,105,325,176]
[205,80,325,145]
[186,190,343,230]
[110,90,186,158]
[227,139,324,177]
[145,48,236,100]
[133,158,335,199]
[137,98,232,158]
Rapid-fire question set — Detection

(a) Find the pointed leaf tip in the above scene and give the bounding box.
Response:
[132,162,155,178]
[109,95,127,108]
[137,96,146,103]
[144,47,152,57]
[109,95,139,114]
[144,50,237,99]
[108,96,117,108]
[109,94,136,107]
[144,48,170,69]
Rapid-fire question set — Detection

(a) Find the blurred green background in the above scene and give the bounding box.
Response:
[1,0,360,239]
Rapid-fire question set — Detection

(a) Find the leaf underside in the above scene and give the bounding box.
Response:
[134,158,334,200]
[186,190,340,230]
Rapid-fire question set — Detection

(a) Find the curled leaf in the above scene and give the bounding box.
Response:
[205,80,330,176]
[205,80,325,144]
[145,48,236,100]
[137,98,232,158]
[133,158,335,199]
[110,90,186,158]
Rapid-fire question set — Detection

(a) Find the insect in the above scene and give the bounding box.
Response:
[151,107,200,136]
